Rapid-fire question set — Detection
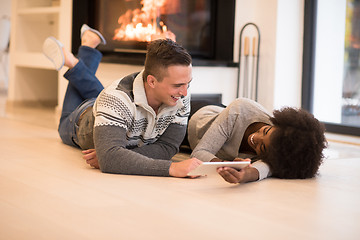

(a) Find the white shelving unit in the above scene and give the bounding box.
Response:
[8,0,72,109]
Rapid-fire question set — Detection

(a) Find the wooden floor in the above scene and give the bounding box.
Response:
[1,94,360,239]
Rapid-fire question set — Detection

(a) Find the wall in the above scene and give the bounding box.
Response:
[95,64,239,106]
[313,0,346,123]
[274,0,304,109]
[0,0,11,90]
[89,0,304,111]
[4,0,304,112]
[0,0,11,17]
[236,0,304,110]
[235,0,278,110]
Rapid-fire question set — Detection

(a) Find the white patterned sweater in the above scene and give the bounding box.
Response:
[93,70,190,176]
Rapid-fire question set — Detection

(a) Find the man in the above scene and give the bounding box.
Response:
[43,24,202,178]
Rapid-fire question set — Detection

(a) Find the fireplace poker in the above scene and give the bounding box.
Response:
[236,22,260,100]
[243,37,250,98]
[251,37,257,99]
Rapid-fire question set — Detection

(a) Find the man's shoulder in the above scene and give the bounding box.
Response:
[115,72,141,101]
[96,72,141,109]
[100,72,140,103]
[116,72,140,90]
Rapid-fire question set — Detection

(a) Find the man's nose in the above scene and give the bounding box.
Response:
[180,85,188,96]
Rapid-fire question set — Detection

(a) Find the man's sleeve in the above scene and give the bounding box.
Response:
[94,125,173,176]
[130,123,186,159]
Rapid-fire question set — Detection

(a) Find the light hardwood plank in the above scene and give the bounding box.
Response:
[1,111,360,240]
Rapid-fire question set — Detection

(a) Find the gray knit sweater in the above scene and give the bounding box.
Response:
[188,98,272,180]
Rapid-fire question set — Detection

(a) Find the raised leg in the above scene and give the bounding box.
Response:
[42,25,107,148]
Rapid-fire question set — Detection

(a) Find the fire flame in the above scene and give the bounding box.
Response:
[113,0,175,42]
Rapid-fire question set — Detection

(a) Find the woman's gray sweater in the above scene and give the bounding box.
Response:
[188,98,272,180]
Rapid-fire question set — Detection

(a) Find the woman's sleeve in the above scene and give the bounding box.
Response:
[252,160,272,180]
[190,109,236,162]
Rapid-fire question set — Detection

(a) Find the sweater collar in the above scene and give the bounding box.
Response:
[133,70,185,115]
[133,70,148,106]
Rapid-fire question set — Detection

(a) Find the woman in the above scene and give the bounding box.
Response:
[185,98,327,184]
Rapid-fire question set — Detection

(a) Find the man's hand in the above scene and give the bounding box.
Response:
[82,149,99,169]
[169,158,203,178]
[217,165,259,184]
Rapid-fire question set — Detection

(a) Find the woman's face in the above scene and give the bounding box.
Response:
[247,125,275,155]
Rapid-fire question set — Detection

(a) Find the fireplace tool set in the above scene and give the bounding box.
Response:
[236,23,260,101]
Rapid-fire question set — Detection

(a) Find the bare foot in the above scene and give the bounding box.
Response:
[63,47,79,69]
[81,30,102,48]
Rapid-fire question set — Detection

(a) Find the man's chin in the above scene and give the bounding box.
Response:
[168,101,178,106]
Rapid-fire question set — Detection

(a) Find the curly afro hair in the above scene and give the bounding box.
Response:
[262,107,327,179]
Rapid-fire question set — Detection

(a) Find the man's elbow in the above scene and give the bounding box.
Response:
[161,143,179,160]
[98,160,111,173]
[97,153,116,174]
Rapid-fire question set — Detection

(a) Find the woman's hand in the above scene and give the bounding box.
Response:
[217,165,259,184]
[82,149,99,169]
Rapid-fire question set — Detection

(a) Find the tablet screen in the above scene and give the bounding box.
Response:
[187,162,250,176]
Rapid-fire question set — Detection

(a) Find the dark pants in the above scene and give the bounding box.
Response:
[58,46,104,148]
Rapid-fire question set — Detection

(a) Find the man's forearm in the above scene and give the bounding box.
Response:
[130,123,186,160]
[94,125,172,176]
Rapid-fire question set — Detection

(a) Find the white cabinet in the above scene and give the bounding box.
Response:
[8,0,72,109]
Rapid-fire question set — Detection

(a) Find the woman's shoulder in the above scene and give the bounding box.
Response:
[195,105,225,115]
[228,98,260,108]
[227,98,270,115]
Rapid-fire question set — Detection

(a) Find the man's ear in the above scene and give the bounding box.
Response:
[146,75,157,88]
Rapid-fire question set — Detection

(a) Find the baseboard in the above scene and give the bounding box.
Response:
[6,100,58,109]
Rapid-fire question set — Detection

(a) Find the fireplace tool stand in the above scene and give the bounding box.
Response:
[236,23,260,100]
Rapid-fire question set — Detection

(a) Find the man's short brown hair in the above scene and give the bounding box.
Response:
[143,39,192,82]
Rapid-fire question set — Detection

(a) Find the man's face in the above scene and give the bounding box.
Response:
[153,65,192,106]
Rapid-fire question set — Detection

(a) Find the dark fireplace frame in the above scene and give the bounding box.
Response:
[72,0,236,66]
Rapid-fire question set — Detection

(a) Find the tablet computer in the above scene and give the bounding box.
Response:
[187,162,250,176]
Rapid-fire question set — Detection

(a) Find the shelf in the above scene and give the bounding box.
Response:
[15,14,59,53]
[17,0,59,9]
[13,52,55,70]
[17,6,60,15]
[8,0,70,108]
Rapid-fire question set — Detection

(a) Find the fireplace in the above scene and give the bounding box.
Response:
[72,0,236,66]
